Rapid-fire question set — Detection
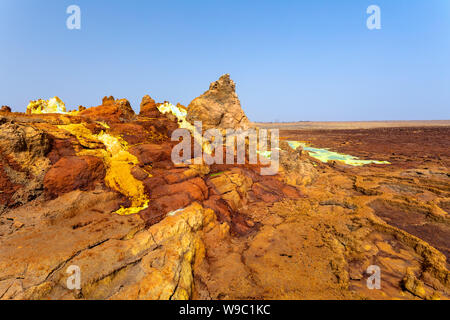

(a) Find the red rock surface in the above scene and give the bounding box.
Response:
[129,143,172,165]
[79,97,135,122]
[44,156,106,199]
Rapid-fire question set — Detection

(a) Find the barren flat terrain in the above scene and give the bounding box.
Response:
[266,121,450,298]
[278,125,450,169]
[255,120,450,130]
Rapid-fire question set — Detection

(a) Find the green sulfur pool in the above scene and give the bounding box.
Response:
[286,141,390,166]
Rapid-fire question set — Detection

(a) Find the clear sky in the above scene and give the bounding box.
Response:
[1,0,449,121]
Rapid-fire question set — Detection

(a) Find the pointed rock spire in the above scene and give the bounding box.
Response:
[187,74,250,130]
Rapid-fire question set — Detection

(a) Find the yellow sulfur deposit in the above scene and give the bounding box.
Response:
[158,102,213,155]
[27,97,67,114]
[57,123,150,215]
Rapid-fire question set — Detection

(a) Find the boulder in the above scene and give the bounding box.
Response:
[187,74,250,130]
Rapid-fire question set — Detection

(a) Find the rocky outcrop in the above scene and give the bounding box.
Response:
[26,97,66,114]
[0,106,11,113]
[187,74,250,130]
[279,141,318,186]
[0,122,51,159]
[139,95,159,117]
[0,122,52,210]
[0,198,216,300]
[79,97,135,122]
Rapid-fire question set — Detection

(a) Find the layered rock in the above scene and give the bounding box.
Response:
[187,74,250,130]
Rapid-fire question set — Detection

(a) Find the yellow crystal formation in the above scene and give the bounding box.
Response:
[27,97,67,114]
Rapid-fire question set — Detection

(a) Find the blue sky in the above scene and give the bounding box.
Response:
[1,0,449,121]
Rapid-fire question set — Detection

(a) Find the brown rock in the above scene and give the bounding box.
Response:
[142,176,166,196]
[144,193,192,223]
[0,122,52,209]
[187,74,250,129]
[163,165,210,184]
[163,169,189,184]
[1,106,11,113]
[208,170,252,210]
[251,183,282,203]
[44,156,106,199]
[102,96,115,105]
[151,177,208,201]
[139,95,160,117]
[139,177,209,226]
[281,185,302,198]
[0,122,51,158]
[3,81,449,302]
[203,195,232,223]
[130,166,149,181]
[129,143,172,165]
[279,140,318,187]
[138,207,167,226]
[46,137,76,164]
[115,99,135,119]
[79,97,135,122]
[402,268,428,299]
[107,123,151,145]
[0,165,21,206]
